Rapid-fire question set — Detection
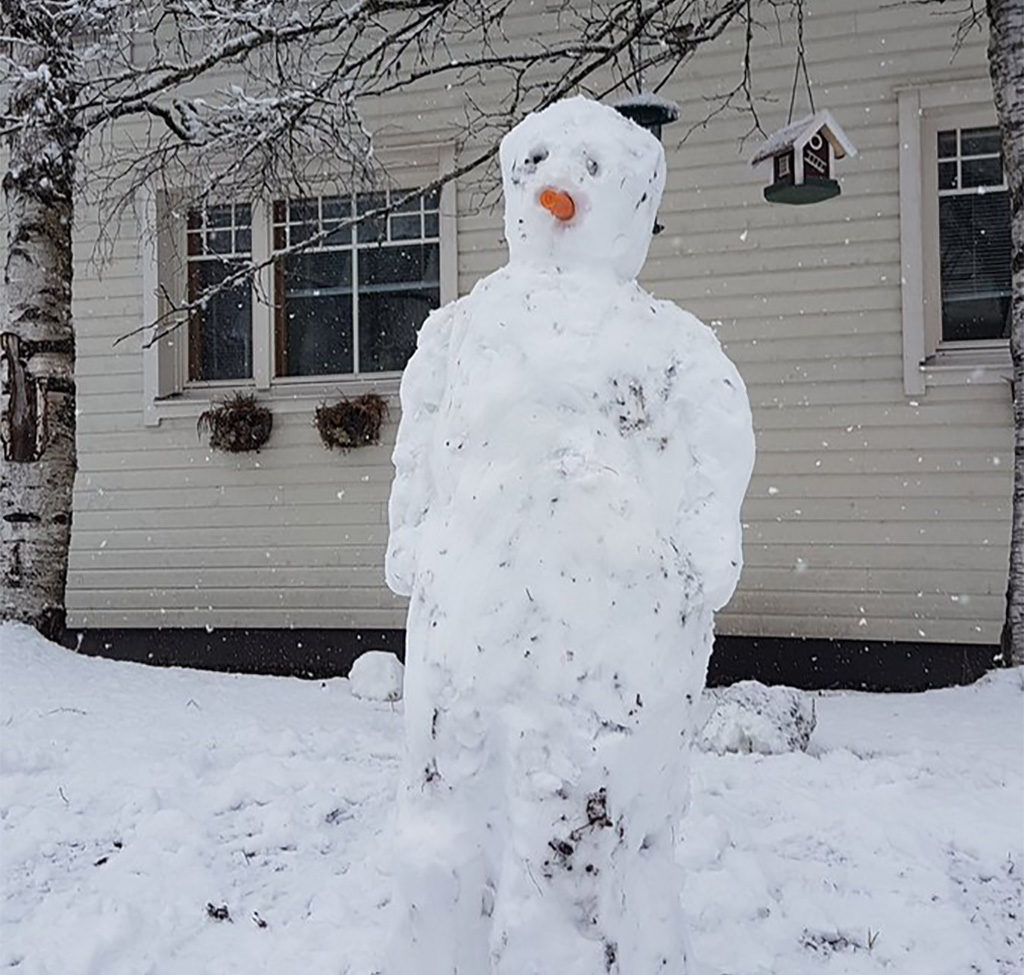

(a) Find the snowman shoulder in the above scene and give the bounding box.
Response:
[415,296,459,351]
[399,301,459,420]
[647,297,722,351]
[643,298,752,429]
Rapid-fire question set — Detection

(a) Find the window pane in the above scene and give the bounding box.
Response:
[289,199,318,224]
[961,157,1003,188]
[938,161,958,191]
[940,191,1012,341]
[189,260,252,380]
[942,295,1011,342]
[207,229,233,255]
[357,192,387,242]
[323,196,352,220]
[390,214,422,240]
[961,127,1001,156]
[357,192,387,213]
[394,193,421,213]
[357,243,439,372]
[424,187,440,209]
[360,243,439,288]
[323,222,351,246]
[278,251,354,376]
[359,287,439,372]
[424,213,439,237]
[937,130,957,159]
[207,205,233,228]
[289,220,317,245]
[320,196,353,245]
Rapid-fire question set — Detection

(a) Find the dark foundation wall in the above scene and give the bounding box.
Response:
[64,628,1002,692]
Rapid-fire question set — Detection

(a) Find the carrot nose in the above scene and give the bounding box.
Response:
[539,188,576,221]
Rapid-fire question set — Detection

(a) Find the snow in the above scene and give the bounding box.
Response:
[498,95,667,281]
[348,651,403,701]
[749,109,858,165]
[386,97,755,974]
[698,681,816,755]
[2,622,1022,975]
[610,91,681,119]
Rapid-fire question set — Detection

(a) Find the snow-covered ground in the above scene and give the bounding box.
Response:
[1,621,1021,975]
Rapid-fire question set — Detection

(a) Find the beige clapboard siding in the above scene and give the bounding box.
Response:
[66,608,408,629]
[69,546,387,570]
[73,505,386,532]
[68,566,390,590]
[751,449,1007,477]
[69,523,389,549]
[70,585,400,609]
[75,462,399,491]
[66,0,1011,642]
[743,541,1004,572]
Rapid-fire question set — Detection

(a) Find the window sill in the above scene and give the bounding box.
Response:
[145,374,403,426]
[920,342,1012,388]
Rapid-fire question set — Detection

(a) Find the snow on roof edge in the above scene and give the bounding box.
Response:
[610,91,681,121]
[750,109,858,166]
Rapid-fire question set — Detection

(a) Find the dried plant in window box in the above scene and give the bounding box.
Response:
[197,392,273,453]
[315,393,389,450]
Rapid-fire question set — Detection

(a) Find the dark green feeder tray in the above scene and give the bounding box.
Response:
[612,94,680,143]
[764,178,841,205]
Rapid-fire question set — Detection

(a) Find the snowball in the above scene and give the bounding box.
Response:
[499,96,665,282]
[698,681,816,755]
[348,651,403,702]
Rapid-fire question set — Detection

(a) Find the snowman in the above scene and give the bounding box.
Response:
[385,96,754,975]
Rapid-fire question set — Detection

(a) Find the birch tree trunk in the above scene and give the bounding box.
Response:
[989,0,1024,667]
[0,2,79,640]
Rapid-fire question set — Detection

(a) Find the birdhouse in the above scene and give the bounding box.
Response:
[611,92,680,143]
[751,110,857,205]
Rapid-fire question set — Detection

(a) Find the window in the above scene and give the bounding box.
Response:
[935,126,1011,342]
[272,190,440,377]
[897,81,1011,394]
[186,203,253,381]
[141,150,457,424]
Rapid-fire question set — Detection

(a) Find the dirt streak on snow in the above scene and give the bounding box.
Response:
[1,622,1022,975]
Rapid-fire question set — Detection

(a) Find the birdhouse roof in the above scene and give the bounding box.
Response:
[750,110,858,166]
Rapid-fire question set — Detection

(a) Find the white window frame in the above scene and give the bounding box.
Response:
[140,146,458,426]
[897,78,1010,395]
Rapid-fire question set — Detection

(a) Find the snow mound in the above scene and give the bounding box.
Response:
[2,624,1022,975]
[698,681,816,755]
[349,651,404,701]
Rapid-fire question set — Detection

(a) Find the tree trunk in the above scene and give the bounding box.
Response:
[990,0,1024,667]
[1,2,79,641]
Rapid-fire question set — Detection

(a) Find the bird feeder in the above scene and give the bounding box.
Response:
[751,110,857,205]
[612,92,680,143]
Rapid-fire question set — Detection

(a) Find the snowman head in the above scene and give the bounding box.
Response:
[500,96,666,282]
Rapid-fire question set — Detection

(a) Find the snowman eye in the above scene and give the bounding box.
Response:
[526,147,548,167]
[585,157,600,176]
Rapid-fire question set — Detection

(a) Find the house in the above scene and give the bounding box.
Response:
[62,0,1011,689]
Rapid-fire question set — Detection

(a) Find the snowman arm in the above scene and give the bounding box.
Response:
[385,302,454,596]
[669,330,755,611]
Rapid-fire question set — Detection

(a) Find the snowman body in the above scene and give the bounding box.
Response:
[386,98,754,975]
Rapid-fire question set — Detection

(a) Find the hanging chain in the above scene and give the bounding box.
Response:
[787,0,816,123]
